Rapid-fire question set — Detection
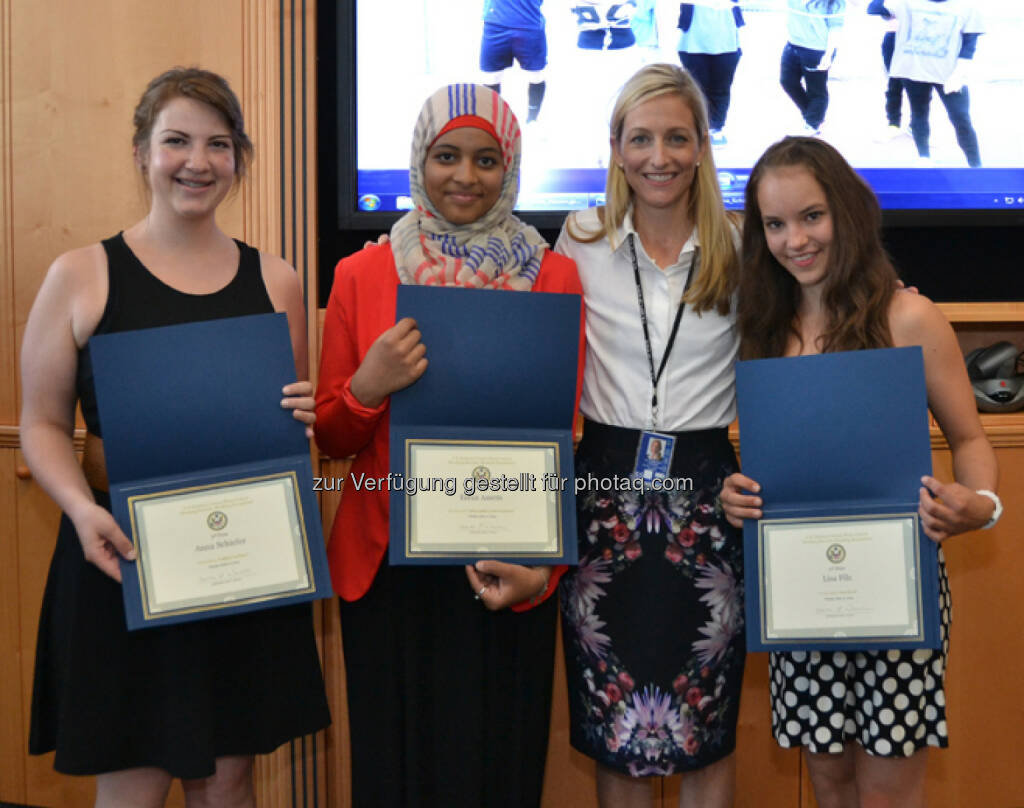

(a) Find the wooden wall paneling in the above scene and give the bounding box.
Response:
[799,756,816,808]
[0,449,26,804]
[245,0,318,284]
[302,0,320,391]
[254,736,322,808]
[0,0,14,424]
[734,653,803,807]
[244,0,319,381]
[243,2,284,804]
[15,448,93,808]
[541,623,604,807]
[926,445,1024,808]
[241,0,282,257]
[924,443,960,808]
[246,1,328,805]
[9,2,245,421]
[318,457,352,808]
[260,0,321,390]
[319,590,351,808]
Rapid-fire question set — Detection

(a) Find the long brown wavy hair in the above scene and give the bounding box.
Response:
[738,137,898,359]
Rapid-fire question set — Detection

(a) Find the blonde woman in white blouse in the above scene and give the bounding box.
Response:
[556,63,744,808]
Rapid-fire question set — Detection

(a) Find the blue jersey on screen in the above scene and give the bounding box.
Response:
[571,1,637,31]
[484,0,545,30]
[573,1,638,49]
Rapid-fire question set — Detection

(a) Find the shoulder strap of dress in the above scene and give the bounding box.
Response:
[230,239,276,310]
[94,233,132,331]
[232,238,266,292]
[100,232,132,273]
[233,238,261,276]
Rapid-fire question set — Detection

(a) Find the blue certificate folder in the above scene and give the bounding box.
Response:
[389,285,581,566]
[89,313,332,630]
[736,347,940,652]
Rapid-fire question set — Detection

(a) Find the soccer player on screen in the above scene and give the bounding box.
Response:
[780,0,847,136]
[677,0,745,146]
[875,12,908,139]
[480,0,549,123]
[570,1,642,165]
[869,0,984,167]
[632,0,660,62]
[572,0,639,50]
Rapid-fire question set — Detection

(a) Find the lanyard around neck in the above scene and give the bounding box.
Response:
[628,233,699,427]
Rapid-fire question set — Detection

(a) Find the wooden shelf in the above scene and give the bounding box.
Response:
[0,425,85,451]
[929,412,1024,450]
[938,302,1024,324]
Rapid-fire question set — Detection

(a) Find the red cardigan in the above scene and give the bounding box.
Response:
[315,243,585,607]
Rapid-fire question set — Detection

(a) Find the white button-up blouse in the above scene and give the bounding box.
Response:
[555,205,739,432]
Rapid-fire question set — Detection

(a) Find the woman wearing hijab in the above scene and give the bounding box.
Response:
[314,84,584,808]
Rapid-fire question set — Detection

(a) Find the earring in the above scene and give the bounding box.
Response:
[696,161,701,167]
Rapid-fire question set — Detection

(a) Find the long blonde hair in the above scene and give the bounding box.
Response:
[567,63,737,314]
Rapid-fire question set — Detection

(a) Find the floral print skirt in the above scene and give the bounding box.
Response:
[560,419,746,776]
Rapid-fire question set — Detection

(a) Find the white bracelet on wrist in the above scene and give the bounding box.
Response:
[976,490,1002,529]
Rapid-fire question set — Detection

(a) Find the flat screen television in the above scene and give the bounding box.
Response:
[318,0,1024,301]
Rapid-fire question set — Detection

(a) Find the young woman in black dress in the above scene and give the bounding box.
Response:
[21,67,330,807]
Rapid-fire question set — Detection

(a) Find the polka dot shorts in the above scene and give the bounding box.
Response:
[768,552,952,758]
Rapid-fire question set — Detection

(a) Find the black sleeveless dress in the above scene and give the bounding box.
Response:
[28,233,331,779]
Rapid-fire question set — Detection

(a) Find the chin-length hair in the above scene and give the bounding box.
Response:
[738,137,898,359]
[566,63,738,315]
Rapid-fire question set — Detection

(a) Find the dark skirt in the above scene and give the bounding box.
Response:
[560,420,746,776]
[340,559,557,808]
[29,491,331,779]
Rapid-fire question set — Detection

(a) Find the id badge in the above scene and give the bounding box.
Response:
[633,431,675,481]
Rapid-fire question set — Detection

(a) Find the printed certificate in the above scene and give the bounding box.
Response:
[388,284,581,566]
[758,515,924,645]
[402,440,562,559]
[129,472,314,620]
[735,348,941,650]
[89,313,332,630]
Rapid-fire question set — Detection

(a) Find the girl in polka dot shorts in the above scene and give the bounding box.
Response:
[720,137,1000,808]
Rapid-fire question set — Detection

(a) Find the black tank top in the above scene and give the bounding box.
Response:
[76,232,275,437]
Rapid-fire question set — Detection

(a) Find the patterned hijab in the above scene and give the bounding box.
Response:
[389,84,547,290]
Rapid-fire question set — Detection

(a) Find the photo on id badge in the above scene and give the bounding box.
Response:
[634,431,675,482]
